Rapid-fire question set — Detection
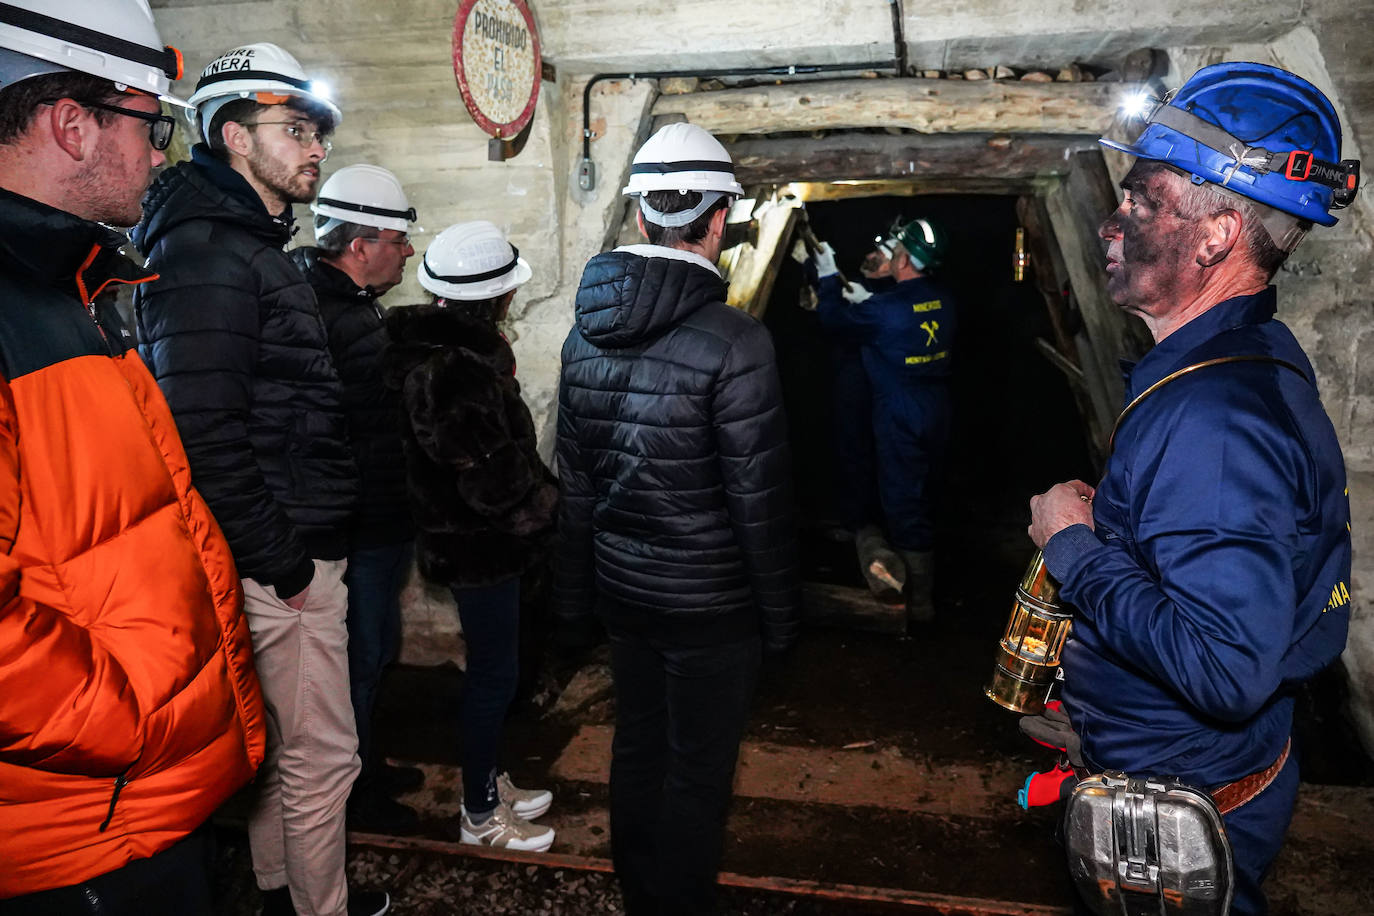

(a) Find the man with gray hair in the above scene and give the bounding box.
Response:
[1027,62,1355,915]
[291,164,422,835]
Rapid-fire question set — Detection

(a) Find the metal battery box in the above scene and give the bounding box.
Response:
[1065,772,1234,915]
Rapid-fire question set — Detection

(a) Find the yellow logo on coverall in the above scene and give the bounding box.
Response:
[1325,581,1350,613]
[905,301,946,364]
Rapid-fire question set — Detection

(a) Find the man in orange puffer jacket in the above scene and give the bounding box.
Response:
[0,4,265,913]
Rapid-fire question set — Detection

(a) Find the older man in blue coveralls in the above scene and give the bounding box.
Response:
[813,218,957,627]
[1027,62,1356,916]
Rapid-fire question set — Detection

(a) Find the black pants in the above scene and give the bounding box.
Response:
[608,630,761,916]
[0,825,215,916]
[451,576,521,813]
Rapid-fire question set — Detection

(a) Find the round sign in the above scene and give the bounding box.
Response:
[452,0,542,139]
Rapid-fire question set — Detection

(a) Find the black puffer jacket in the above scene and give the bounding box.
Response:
[555,247,799,651]
[291,247,413,549]
[133,146,357,598]
[384,304,557,588]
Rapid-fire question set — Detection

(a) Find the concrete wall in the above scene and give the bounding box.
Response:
[150,1,1374,752]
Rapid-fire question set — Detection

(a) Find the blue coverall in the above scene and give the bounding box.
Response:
[816,274,957,551]
[1043,289,1351,916]
[829,339,880,531]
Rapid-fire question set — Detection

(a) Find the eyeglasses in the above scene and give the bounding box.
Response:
[359,234,411,248]
[244,121,333,156]
[41,99,176,151]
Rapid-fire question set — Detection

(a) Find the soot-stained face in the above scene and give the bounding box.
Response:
[1098,162,1202,318]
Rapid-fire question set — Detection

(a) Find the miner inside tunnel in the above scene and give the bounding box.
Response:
[759,192,1095,611]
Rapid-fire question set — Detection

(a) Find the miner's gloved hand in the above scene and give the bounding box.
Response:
[1018,701,1084,769]
[811,241,839,279]
[841,281,873,303]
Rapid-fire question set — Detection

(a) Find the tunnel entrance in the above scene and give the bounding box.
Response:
[761,192,1094,575]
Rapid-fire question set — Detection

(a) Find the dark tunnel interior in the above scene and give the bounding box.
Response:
[762,193,1095,578]
[756,191,1372,784]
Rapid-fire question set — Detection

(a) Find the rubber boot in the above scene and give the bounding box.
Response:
[855,525,906,604]
[900,550,936,626]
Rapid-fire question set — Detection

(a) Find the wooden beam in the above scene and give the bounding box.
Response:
[781,178,1054,200]
[1016,196,1079,365]
[801,582,905,635]
[652,78,1124,136]
[726,132,1099,185]
[1044,153,1152,454]
[1018,195,1110,470]
[723,204,798,319]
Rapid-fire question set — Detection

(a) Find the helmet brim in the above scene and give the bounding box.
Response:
[419,256,532,301]
[1098,136,1152,159]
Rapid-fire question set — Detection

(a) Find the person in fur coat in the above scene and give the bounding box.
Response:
[384,221,558,853]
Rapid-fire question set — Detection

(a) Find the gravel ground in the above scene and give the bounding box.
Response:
[213,828,899,916]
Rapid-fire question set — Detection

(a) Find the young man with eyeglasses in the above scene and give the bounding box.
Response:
[0,4,266,914]
[132,42,387,916]
[289,165,422,835]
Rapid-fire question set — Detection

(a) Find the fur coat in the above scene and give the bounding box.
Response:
[385,303,557,588]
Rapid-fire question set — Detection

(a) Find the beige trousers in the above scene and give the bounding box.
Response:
[242,559,360,916]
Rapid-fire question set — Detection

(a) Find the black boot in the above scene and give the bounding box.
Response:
[900,550,936,626]
[856,525,906,604]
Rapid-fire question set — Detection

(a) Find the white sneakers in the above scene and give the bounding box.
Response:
[459,801,555,852]
[459,774,554,852]
[497,771,552,819]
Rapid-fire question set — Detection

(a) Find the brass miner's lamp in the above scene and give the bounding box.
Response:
[985,550,1072,714]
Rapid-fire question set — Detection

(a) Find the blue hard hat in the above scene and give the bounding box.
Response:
[1101,62,1359,226]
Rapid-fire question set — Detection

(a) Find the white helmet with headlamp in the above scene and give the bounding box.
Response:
[0,0,187,105]
[187,42,340,141]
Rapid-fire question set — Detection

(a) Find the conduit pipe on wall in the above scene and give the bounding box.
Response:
[576,0,907,189]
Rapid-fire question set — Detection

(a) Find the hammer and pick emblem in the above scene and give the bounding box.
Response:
[920,320,940,346]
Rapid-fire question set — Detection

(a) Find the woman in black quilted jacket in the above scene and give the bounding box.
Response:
[384,221,557,853]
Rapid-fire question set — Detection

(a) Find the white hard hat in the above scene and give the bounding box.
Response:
[311,164,415,239]
[418,221,532,301]
[0,0,188,105]
[623,122,744,198]
[623,122,743,229]
[188,42,341,140]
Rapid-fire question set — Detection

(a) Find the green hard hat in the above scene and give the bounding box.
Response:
[894,217,946,270]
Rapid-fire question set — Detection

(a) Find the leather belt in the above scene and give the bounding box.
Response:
[1210,738,1291,815]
